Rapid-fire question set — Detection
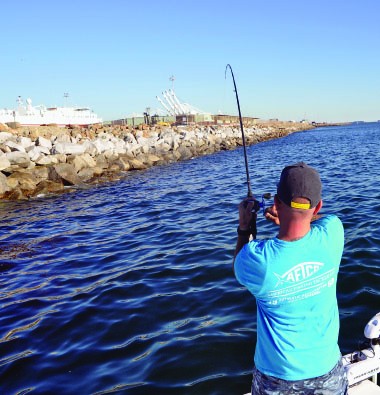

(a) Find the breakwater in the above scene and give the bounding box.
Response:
[0,121,312,200]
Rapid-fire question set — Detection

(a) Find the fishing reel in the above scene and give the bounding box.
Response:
[244,193,272,239]
[247,193,272,215]
[259,192,272,214]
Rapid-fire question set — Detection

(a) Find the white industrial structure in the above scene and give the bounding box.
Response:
[156,89,209,116]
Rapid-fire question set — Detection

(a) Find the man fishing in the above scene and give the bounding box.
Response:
[234,162,348,395]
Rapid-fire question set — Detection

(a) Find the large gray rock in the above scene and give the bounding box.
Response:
[103,150,118,160]
[124,133,137,144]
[136,136,148,146]
[81,140,97,156]
[0,132,14,144]
[91,166,105,176]
[111,156,131,171]
[53,132,71,143]
[31,166,49,182]
[27,146,44,162]
[19,137,34,149]
[144,154,161,165]
[5,152,31,168]
[3,187,27,200]
[70,153,97,172]
[52,142,86,155]
[5,140,26,153]
[128,158,147,170]
[31,145,51,155]
[50,163,81,185]
[77,168,96,181]
[36,136,52,150]
[95,154,109,169]
[35,155,59,166]
[34,180,64,196]
[0,155,11,171]
[6,176,18,189]
[93,139,115,153]
[51,154,67,163]
[0,172,10,195]
[7,171,38,191]
[177,147,193,160]
[113,139,127,154]
[98,132,114,141]
[141,145,150,154]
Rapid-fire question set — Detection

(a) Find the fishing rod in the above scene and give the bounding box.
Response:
[225,64,271,220]
[225,64,253,199]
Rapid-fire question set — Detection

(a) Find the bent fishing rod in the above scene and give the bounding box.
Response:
[225,64,253,199]
[225,64,271,220]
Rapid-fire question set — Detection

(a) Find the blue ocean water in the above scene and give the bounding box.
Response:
[0,123,379,394]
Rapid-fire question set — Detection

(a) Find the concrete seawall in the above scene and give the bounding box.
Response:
[0,121,313,200]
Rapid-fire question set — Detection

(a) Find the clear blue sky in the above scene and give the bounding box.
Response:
[2,0,379,122]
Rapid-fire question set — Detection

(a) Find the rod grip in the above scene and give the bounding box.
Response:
[249,212,257,239]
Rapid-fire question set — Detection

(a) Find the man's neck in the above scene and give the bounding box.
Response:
[277,221,311,242]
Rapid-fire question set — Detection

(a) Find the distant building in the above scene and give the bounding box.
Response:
[110,88,258,127]
[111,114,259,127]
[213,114,258,126]
[111,114,175,127]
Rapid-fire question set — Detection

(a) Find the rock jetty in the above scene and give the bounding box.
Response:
[0,121,313,200]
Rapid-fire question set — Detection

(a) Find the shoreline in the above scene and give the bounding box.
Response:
[0,121,316,201]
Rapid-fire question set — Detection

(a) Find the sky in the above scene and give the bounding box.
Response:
[1,0,379,123]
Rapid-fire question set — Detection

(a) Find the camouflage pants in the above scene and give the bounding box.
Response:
[251,359,348,395]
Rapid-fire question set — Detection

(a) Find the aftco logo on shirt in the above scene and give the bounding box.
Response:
[274,262,324,286]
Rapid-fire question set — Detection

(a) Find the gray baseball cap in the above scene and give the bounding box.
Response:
[277,162,322,209]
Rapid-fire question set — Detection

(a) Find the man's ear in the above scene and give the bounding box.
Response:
[313,200,323,215]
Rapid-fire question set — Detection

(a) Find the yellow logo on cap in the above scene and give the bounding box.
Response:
[290,201,311,210]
